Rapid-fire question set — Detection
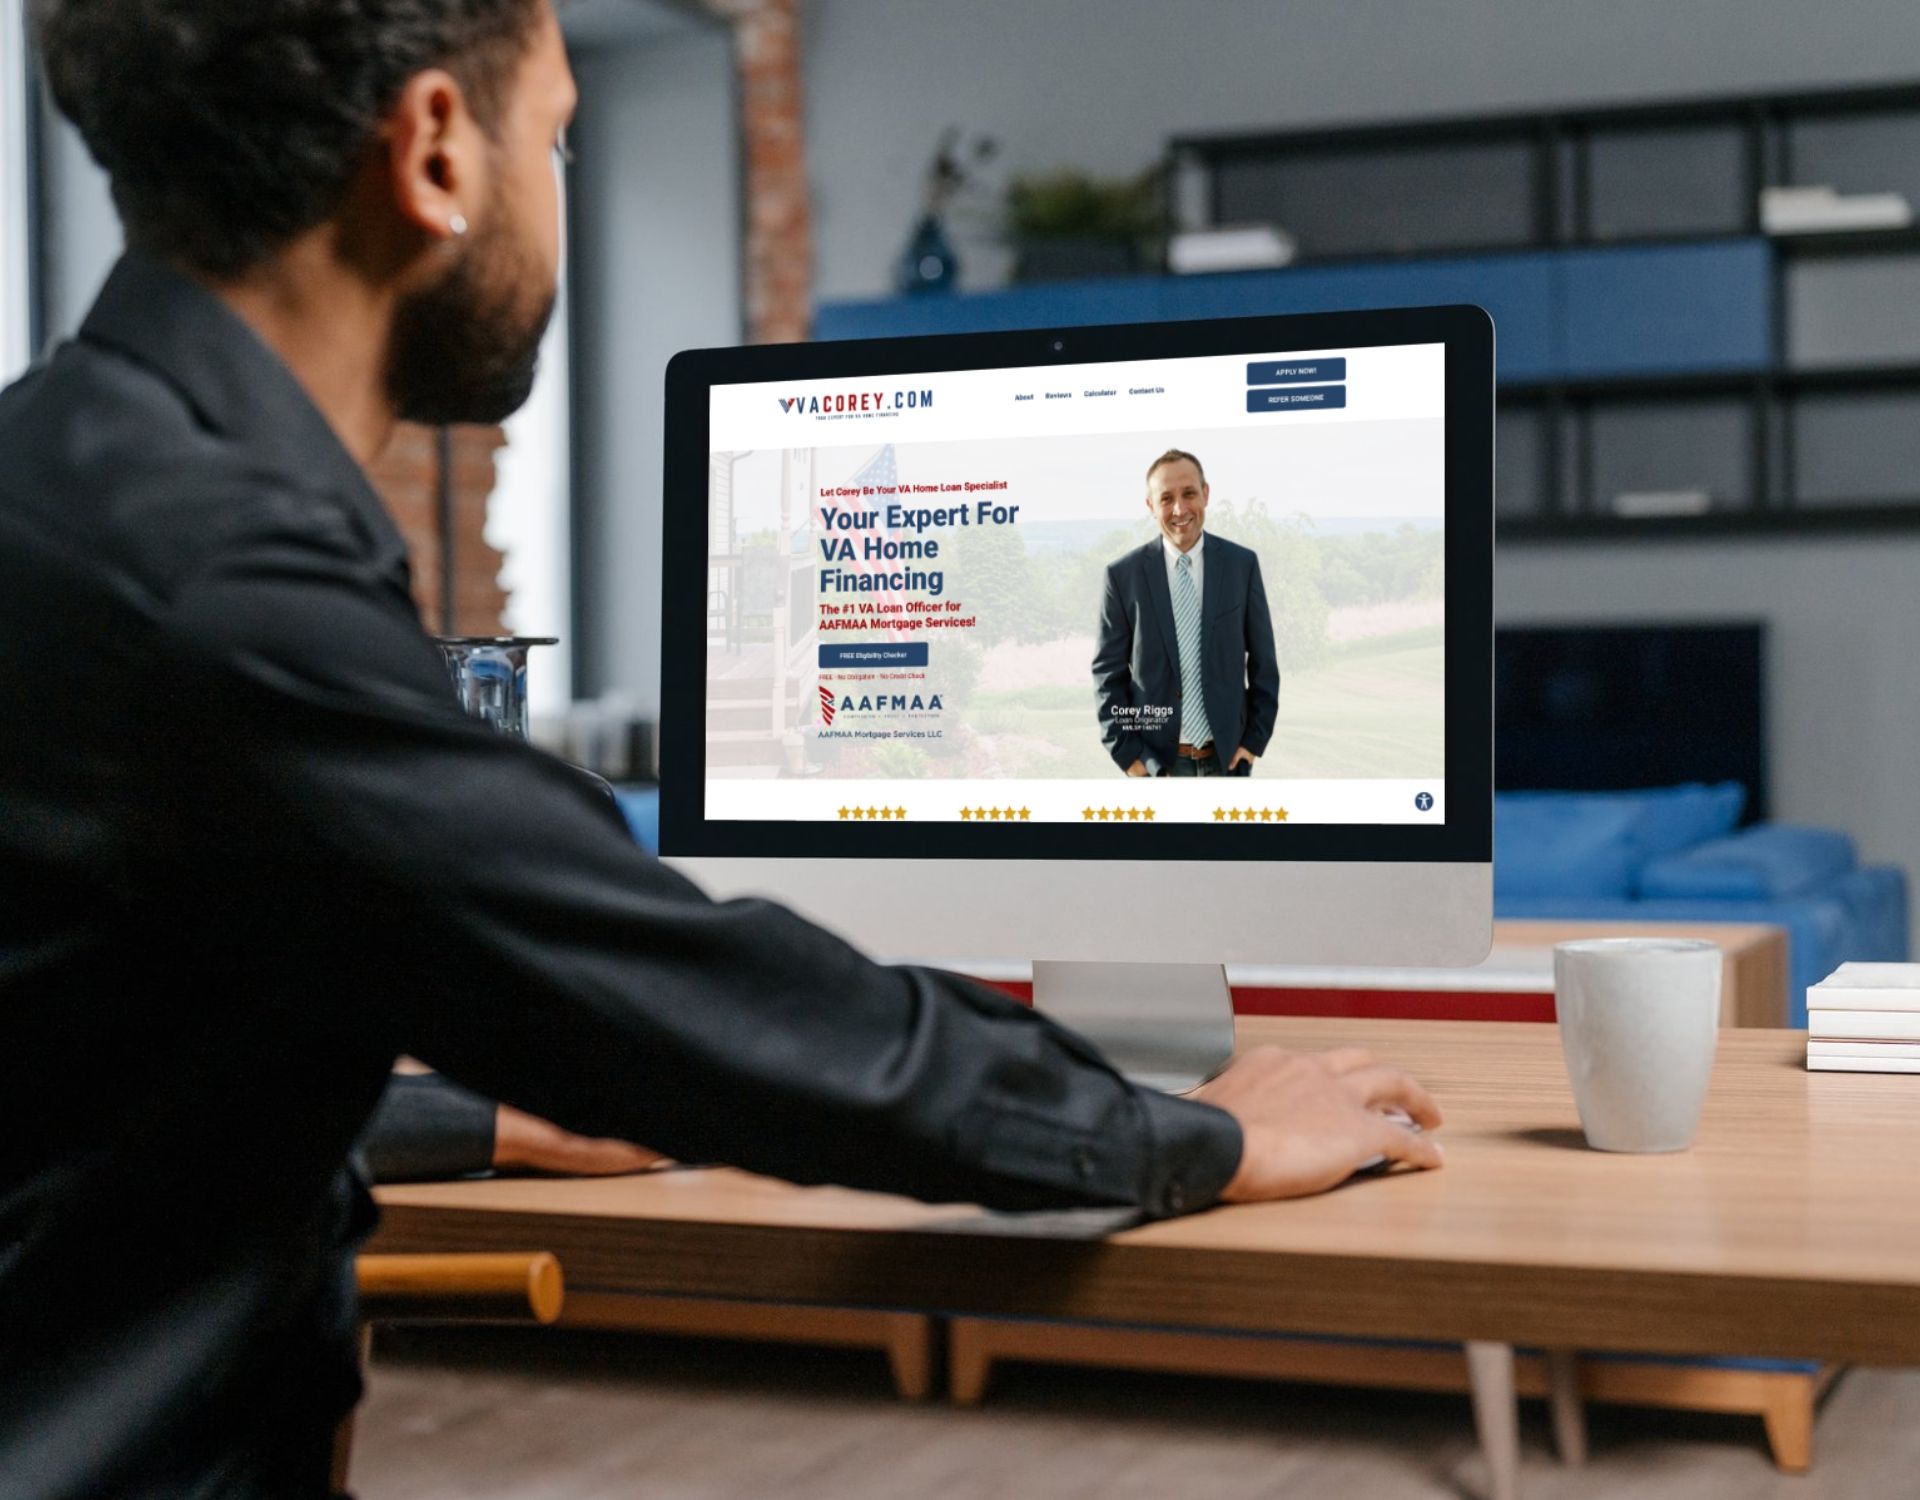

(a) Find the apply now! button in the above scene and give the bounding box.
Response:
[1246,358,1346,385]
[1246,384,1346,412]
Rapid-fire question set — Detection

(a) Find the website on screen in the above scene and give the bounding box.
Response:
[703,342,1447,826]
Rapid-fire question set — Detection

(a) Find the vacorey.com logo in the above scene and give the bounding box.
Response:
[777,387,934,416]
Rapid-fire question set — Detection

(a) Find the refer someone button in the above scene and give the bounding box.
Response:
[1247,358,1346,385]
[1247,384,1347,413]
[819,642,930,668]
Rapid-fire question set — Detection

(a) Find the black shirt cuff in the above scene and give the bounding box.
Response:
[359,1073,498,1183]
[1129,1086,1243,1217]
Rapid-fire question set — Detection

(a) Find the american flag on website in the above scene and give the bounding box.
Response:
[815,444,905,728]
[827,444,908,619]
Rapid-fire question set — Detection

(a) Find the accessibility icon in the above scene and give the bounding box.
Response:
[1414,792,1434,812]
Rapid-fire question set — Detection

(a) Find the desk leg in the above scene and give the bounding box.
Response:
[328,1410,355,1498]
[1761,1378,1817,1472]
[331,1326,372,1495]
[884,1313,934,1402]
[1465,1341,1520,1500]
[948,1318,994,1407]
[1545,1350,1587,1465]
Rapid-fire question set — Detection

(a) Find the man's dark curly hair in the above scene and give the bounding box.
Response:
[33,1,545,277]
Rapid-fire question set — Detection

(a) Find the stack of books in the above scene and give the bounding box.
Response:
[1808,963,1920,1073]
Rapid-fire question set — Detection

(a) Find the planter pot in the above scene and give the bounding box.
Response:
[1012,238,1143,283]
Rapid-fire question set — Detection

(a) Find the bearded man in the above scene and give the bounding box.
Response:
[0,6,1441,1494]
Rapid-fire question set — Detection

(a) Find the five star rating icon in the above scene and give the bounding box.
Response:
[1212,806,1289,822]
[828,803,1291,823]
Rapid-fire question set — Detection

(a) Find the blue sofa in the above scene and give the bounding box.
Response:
[1493,784,1908,1026]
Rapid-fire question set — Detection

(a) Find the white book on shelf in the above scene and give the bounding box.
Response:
[1612,488,1712,518]
[1809,962,1920,1013]
[1167,226,1296,275]
[1808,1040,1920,1060]
[1807,1054,1920,1074]
[1809,1010,1920,1042]
[1761,185,1915,234]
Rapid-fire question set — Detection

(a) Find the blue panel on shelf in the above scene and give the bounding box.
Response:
[814,239,1777,388]
[1160,254,1555,382]
[1559,239,1773,378]
[816,253,1555,381]
[813,276,1176,341]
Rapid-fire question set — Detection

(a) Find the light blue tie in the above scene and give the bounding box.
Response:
[1173,552,1212,747]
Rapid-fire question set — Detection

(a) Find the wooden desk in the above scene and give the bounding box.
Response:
[374,1017,1920,1364]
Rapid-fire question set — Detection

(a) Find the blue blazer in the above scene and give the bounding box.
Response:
[1092,534,1281,775]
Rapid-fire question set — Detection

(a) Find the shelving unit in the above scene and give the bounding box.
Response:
[1177,84,1920,541]
[815,82,1920,542]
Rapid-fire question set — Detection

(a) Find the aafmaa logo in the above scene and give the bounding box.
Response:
[816,686,944,729]
[777,388,934,416]
[835,693,943,714]
[810,683,936,725]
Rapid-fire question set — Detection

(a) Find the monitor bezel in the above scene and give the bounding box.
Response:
[660,302,1492,864]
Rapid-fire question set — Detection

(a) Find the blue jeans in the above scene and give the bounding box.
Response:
[1166,754,1221,777]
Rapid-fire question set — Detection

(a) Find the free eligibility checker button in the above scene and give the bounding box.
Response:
[1246,357,1346,385]
[819,642,930,668]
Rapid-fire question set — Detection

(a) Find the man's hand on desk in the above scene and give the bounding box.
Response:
[492,1105,670,1176]
[1194,1046,1443,1201]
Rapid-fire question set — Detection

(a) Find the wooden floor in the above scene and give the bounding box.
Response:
[352,1328,1920,1499]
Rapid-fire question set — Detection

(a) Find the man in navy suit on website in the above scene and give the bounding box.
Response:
[1093,449,1281,778]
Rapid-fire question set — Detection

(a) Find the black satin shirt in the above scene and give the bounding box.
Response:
[0,256,1241,1499]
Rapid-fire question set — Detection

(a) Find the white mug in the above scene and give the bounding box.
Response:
[1553,938,1722,1153]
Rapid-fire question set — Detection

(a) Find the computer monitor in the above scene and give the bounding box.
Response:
[660,305,1493,1089]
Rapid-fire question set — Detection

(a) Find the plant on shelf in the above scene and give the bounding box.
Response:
[1004,165,1166,283]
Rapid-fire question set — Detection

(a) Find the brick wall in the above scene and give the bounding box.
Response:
[366,421,510,634]
[706,0,814,343]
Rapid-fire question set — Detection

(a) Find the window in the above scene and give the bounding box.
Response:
[1,0,33,382]
[488,278,573,716]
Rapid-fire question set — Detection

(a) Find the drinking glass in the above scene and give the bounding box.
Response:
[434,636,558,739]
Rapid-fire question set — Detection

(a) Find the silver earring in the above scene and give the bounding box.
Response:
[448,213,469,237]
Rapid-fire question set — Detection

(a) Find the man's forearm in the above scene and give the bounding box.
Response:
[171,528,1245,1219]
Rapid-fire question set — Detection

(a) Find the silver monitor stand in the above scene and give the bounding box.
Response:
[1031,960,1235,1094]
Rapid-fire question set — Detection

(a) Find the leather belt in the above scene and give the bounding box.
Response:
[1176,741,1215,760]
